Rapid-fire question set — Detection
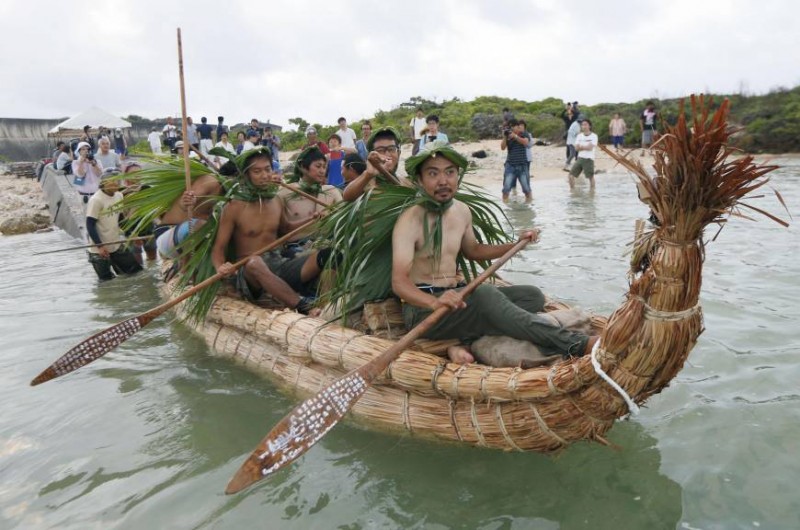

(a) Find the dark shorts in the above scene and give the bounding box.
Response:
[234,250,314,301]
[88,248,143,281]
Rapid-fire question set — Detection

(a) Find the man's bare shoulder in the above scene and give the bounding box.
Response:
[321,185,343,203]
[194,173,222,193]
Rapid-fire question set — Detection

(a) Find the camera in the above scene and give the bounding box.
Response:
[87,153,95,161]
[502,127,511,137]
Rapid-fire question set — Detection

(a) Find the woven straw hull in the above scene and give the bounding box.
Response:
[166,276,702,453]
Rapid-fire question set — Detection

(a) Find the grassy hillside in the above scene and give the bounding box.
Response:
[278,86,800,153]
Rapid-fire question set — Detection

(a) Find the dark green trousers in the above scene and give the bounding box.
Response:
[402,284,589,357]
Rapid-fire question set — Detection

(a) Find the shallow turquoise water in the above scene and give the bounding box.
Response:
[1,163,798,529]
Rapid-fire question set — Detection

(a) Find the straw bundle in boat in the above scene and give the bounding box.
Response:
[166,95,784,452]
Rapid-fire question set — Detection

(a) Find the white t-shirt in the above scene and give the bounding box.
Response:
[575,132,598,159]
[95,150,121,169]
[336,127,357,149]
[86,190,123,253]
[148,131,161,149]
[410,117,426,140]
[163,124,177,138]
[241,140,258,153]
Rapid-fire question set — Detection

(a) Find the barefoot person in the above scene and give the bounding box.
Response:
[568,118,598,190]
[212,148,326,315]
[279,146,343,258]
[392,144,598,364]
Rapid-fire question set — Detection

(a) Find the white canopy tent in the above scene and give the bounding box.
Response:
[48,106,132,135]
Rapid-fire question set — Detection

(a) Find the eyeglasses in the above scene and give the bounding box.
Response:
[373,146,399,155]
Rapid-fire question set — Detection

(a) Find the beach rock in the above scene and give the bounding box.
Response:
[0,213,51,235]
[470,113,504,139]
[471,308,593,368]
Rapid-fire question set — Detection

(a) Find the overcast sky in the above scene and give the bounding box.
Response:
[2,0,797,129]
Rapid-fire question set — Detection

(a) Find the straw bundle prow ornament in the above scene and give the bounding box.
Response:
[160,96,784,493]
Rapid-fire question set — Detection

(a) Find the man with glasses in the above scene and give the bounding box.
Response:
[343,126,410,202]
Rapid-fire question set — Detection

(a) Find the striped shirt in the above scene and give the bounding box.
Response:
[505,132,531,165]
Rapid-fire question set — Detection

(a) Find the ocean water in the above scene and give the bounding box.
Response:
[1,162,798,530]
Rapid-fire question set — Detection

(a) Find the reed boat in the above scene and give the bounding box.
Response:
[162,97,782,454]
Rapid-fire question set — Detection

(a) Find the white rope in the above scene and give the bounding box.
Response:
[590,341,640,416]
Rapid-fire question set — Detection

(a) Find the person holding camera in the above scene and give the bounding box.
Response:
[71,141,104,199]
[500,119,532,203]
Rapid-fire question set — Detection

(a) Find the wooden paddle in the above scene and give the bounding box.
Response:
[33,236,152,255]
[177,28,193,219]
[30,219,317,386]
[225,237,532,494]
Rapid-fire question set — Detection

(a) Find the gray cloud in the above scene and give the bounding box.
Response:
[0,0,797,128]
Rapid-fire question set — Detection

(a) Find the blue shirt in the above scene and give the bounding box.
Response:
[418,132,449,151]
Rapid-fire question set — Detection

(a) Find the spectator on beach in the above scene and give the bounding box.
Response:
[608,113,627,151]
[327,134,346,189]
[55,142,73,172]
[86,168,143,281]
[640,101,658,156]
[564,115,581,170]
[163,117,178,151]
[246,119,262,141]
[501,118,532,204]
[417,114,449,152]
[261,127,281,167]
[95,137,121,170]
[235,131,247,155]
[335,117,357,152]
[569,118,598,190]
[185,117,199,151]
[197,117,214,155]
[147,127,162,154]
[214,131,236,155]
[71,141,103,199]
[216,116,227,141]
[81,125,96,154]
[241,130,260,153]
[355,121,371,160]
[52,141,65,162]
[304,126,330,157]
[409,108,427,155]
[112,128,127,157]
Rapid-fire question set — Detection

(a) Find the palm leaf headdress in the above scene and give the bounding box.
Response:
[316,142,511,318]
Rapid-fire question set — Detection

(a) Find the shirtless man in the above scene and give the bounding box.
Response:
[392,144,598,364]
[342,127,409,202]
[212,149,325,315]
[279,146,342,257]
[154,169,222,260]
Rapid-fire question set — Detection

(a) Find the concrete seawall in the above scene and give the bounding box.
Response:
[40,165,86,241]
[0,118,150,162]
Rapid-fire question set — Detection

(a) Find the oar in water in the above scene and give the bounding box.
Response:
[30,219,317,387]
[33,236,152,255]
[225,237,532,494]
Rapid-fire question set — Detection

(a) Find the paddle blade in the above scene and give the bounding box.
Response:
[225,371,369,494]
[30,316,146,386]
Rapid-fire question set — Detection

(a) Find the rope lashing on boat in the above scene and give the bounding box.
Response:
[590,341,640,416]
[639,299,702,322]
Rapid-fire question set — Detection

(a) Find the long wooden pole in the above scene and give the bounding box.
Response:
[225,237,531,494]
[33,236,152,255]
[177,28,193,219]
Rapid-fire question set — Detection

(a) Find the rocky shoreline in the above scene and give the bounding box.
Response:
[0,171,51,235]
